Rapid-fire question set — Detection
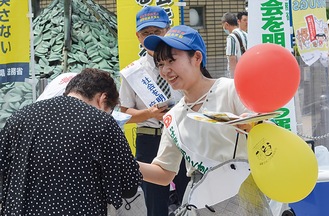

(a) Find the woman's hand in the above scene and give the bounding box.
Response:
[235,113,258,133]
[147,104,168,121]
[235,123,253,133]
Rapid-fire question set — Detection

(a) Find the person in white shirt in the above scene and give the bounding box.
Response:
[119,6,189,216]
[137,25,272,215]
[222,12,248,78]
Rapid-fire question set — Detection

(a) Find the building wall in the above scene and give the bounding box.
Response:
[39,0,245,77]
[183,0,246,77]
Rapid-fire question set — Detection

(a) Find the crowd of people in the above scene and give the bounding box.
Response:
[119,6,189,216]
[0,5,265,216]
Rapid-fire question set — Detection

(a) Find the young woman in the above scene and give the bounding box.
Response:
[139,24,251,185]
[137,25,273,215]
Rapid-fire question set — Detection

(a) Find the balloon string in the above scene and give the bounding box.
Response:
[233,133,239,159]
[232,128,249,160]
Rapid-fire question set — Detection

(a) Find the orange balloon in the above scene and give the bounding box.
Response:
[248,123,318,203]
[234,43,300,113]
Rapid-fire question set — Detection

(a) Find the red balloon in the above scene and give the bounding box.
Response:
[234,43,300,113]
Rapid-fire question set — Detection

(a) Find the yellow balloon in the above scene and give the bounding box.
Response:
[248,123,318,203]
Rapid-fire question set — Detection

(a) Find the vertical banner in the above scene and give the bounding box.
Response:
[248,0,297,133]
[248,0,292,50]
[117,0,179,154]
[0,0,30,83]
[291,0,328,66]
[117,0,179,69]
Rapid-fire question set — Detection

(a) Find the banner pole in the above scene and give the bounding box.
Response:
[179,0,184,25]
[28,0,37,102]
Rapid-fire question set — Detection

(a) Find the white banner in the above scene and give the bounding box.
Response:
[248,0,292,51]
[248,0,297,133]
[121,60,168,108]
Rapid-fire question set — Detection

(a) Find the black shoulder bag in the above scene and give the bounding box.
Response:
[232,31,246,54]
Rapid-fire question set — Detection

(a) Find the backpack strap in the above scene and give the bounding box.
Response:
[232,31,246,54]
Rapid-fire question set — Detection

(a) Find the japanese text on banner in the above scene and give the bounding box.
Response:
[0,0,30,83]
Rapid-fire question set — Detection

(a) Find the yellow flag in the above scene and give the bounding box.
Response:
[292,1,328,66]
[0,0,30,83]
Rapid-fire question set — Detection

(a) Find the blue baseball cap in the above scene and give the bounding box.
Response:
[136,6,170,32]
[143,25,207,67]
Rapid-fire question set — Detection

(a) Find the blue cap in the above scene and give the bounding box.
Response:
[136,6,170,32]
[143,25,207,67]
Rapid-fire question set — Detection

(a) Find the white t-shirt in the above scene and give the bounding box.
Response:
[119,53,182,128]
[152,78,251,176]
[226,28,248,72]
[37,73,77,102]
